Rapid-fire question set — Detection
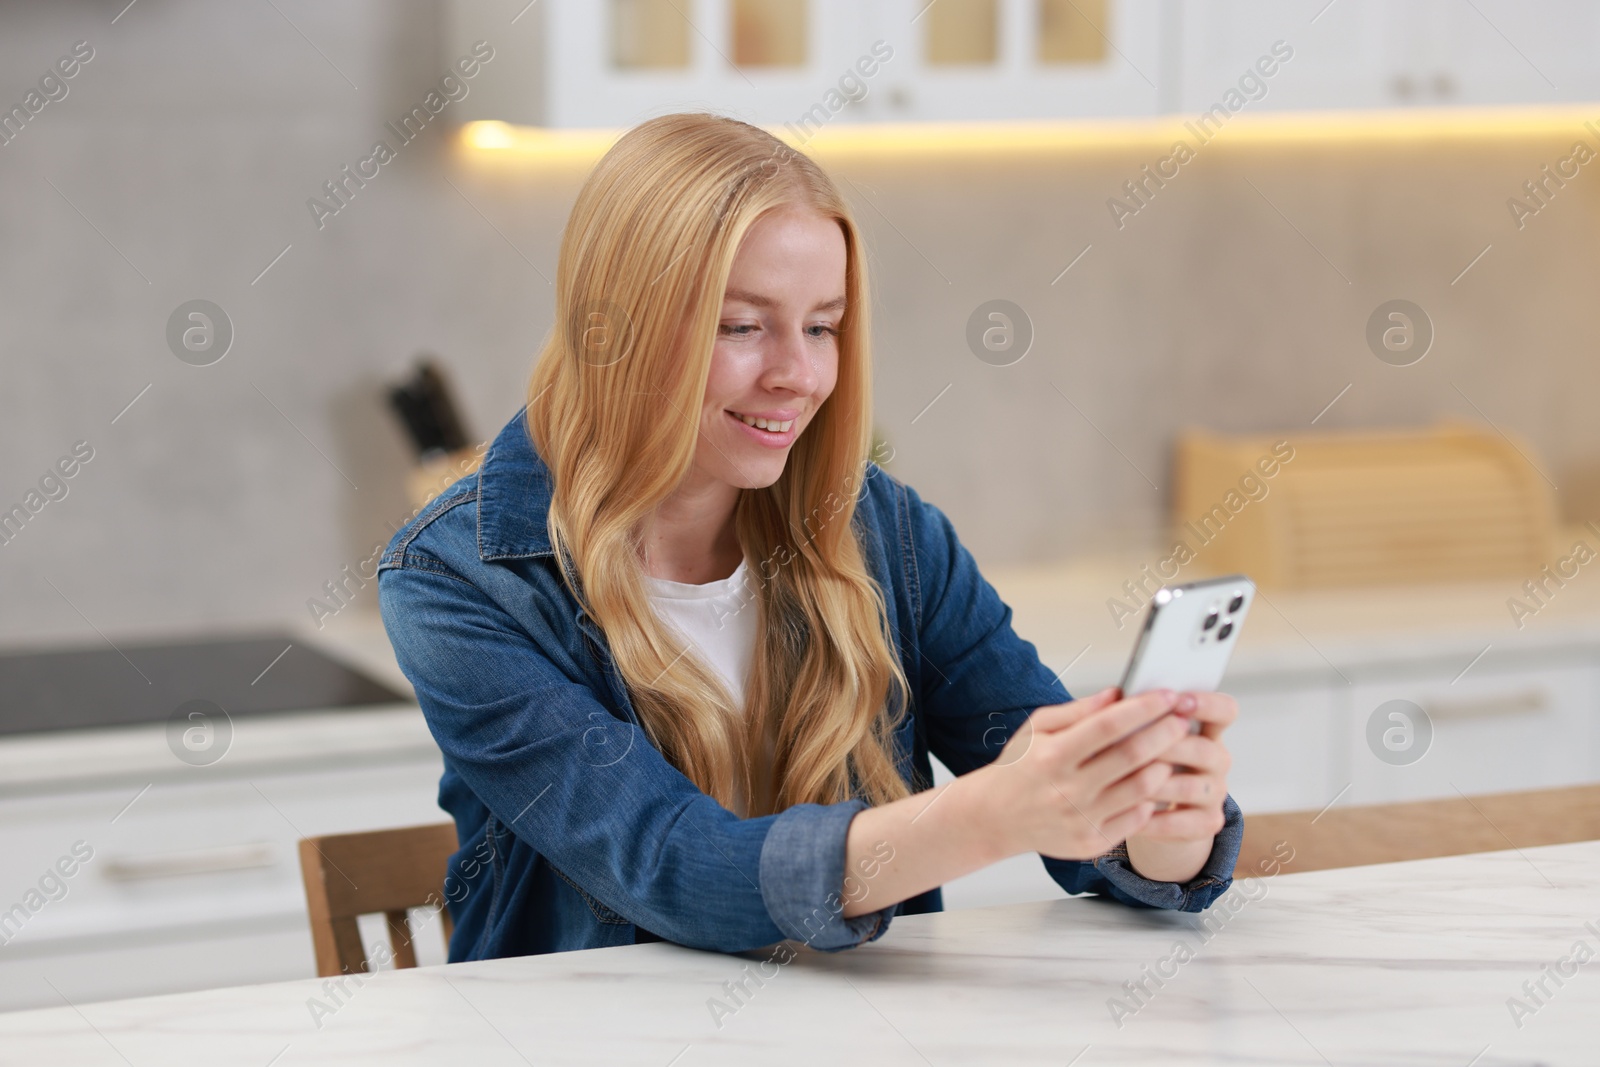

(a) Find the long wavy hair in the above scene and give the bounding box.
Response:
[525,113,912,817]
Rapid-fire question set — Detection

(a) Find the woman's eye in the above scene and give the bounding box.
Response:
[719,323,757,337]
[806,324,838,339]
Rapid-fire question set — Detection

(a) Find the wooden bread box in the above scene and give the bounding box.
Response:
[1172,421,1558,589]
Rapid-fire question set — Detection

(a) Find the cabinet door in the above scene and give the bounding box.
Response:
[1176,0,1400,114]
[1178,0,1600,113]
[871,0,1166,121]
[0,759,446,1011]
[545,0,887,130]
[1427,0,1600,107]
[1222,677,1340,815]
[1342,659,1600,807]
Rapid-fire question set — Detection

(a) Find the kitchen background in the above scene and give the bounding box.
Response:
[3,0,1598,1012]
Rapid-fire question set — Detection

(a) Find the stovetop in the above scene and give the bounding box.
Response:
[0,632,408,737]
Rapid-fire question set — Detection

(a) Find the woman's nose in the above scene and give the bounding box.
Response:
[764,327,820,395]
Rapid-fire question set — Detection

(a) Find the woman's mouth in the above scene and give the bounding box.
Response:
[726,409,798,447]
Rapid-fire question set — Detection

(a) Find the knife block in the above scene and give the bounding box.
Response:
[405,445,487,511]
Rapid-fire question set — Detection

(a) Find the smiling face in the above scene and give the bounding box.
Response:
[692,203,846,492]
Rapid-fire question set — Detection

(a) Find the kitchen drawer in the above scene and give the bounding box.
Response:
[0,756,447,1009]
[0,912,314,1013]
[1342,659,1600,807]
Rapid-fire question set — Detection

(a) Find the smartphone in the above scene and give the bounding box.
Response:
[1119,574,1255,698]
[1112,575,1253,795]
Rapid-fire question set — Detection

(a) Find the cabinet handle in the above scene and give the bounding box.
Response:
[1422,689,1547,721]
[102,842,277,882]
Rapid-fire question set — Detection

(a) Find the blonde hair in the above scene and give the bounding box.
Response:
[525,113,911,816]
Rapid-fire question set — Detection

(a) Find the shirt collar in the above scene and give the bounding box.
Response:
[475,405,557,561]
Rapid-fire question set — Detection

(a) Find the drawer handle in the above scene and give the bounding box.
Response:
[1422,689,1547,721]
[102,842,277,882]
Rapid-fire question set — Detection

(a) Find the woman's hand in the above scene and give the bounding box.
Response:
[971,687,1197,862]
[1124,689,1237,883]
[841,687,1237,919]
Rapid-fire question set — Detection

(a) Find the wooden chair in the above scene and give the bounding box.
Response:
[297,822,459,977]
[1234,782,1600,877]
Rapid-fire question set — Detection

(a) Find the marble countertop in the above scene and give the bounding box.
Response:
[3,840,1598,1065]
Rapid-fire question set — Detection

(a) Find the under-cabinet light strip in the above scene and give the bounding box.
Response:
[457,104,1600,164]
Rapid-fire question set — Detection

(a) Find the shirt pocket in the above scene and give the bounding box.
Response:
[891,703,923,783]
[893,704,917,749]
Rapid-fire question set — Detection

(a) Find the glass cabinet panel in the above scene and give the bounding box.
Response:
[925,0,999,65]
[732,0,808,66]
[611,0,691,69]
[1038,0,1109,64]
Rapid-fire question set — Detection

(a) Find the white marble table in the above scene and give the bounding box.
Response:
[4,840,1598,1066]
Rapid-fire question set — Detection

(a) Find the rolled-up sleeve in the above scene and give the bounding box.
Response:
[761,798,892,949]
[379,553,884,954]
[897,478,1243,912]
[1045,794,1243,912]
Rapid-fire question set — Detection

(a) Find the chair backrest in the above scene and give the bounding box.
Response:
[297,822,459,977]
[1234,782,1600,877]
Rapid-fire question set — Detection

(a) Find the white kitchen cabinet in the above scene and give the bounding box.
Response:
[447,0,1164,129]
[448,0,883,130]
[448,0,1600,131]
[872,0,1166,122]
[1426,0,1600,107]
[1340,655,1600,808]
[1175,0,1600,114]
[1174,0,1398,113]
[0,710,447,1012]
[1218,675,1342,814]
[1208,648,1600,815]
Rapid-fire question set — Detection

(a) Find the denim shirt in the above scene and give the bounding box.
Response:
[377,408,1244,962]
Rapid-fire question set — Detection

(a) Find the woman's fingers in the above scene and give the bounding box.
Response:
[993,687,1123,769]
[1182,691,1239,739]
[1148,735,1232,777]
[1090,759,1174,819]
[1034,691,1234,750]
[1075,707,1192,792]
[1150,771,1225,806]
[1026,686,1119,732]
[1010,688,1167,771]
[1178,690,1237,724]
[1097,800,1158,845]
[1064,689,1183,758]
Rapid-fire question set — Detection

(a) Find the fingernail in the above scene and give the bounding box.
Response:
[1177,693,1197,713]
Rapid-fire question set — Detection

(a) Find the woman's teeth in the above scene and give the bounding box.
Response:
[735,413,794,432]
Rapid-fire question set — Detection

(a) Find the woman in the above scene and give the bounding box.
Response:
[378,113,1243,961]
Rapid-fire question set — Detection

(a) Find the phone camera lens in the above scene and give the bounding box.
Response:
[1217,621,1234,640]
[1202,610,1219,631]
[1227,594,1245,613]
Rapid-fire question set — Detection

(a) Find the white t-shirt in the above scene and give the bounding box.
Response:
[643,556,759,713]
[645,557,764,816]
